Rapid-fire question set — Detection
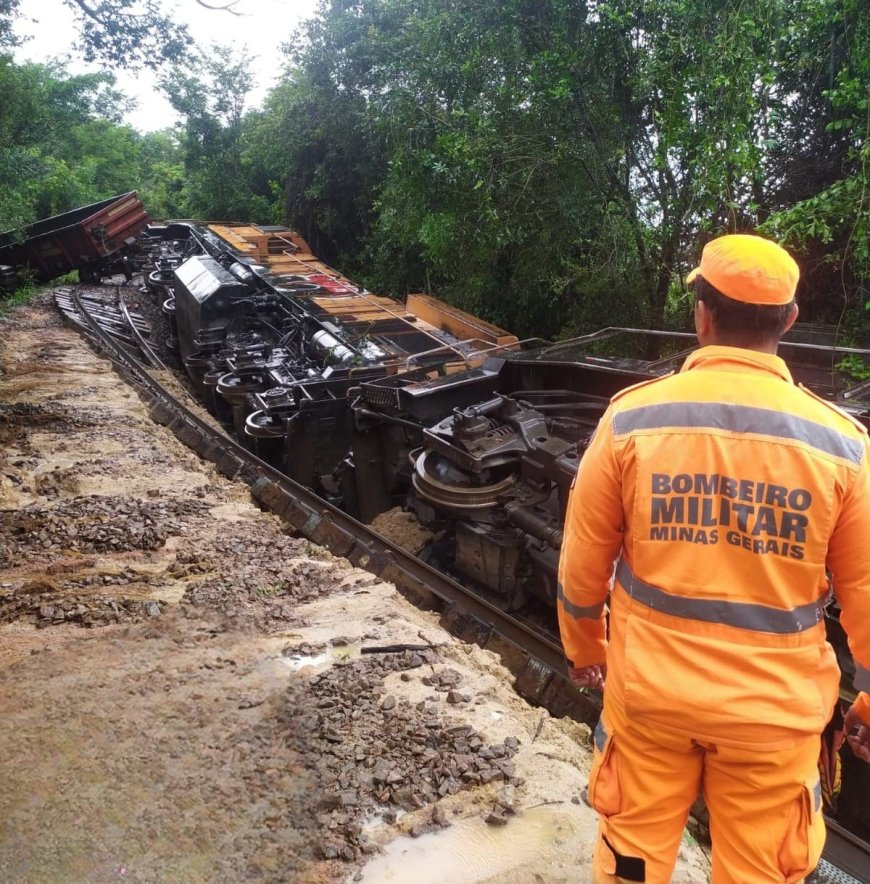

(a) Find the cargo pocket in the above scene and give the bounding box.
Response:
[777,777,826,884]
[588,717,622,820]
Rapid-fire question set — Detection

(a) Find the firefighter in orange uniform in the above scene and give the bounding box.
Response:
[557,234,870,883]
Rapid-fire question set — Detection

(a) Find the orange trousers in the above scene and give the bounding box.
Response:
[589,695,826,883]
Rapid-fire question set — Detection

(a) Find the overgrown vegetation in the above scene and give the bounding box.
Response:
[1,0,869,340]
[0,272,76,319]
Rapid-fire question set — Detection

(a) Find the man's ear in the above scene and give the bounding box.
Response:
[783,301,799,334]
[694,298,713,343]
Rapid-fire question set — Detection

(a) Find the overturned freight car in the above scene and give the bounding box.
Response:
[139,221,870,616]
[0,192,149,286]
[141,219,521,488]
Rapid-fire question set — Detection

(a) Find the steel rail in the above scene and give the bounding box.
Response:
[119,292,166,371]
[66,285,870,881]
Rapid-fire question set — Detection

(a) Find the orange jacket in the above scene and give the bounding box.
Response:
[558,345,870,748]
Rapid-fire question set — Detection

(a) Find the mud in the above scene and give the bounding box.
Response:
[0,297,712,883]
[369,507,435,555]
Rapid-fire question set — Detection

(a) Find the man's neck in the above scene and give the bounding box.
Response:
[699,335,779,355]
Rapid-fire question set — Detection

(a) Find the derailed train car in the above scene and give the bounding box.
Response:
[143,218,870,609]
[141,220,521,493]
[139,219,870,833]
[0,193,149,286]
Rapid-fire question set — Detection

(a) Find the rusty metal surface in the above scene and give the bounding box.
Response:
[203,222,516,362]
[0,193,149,281]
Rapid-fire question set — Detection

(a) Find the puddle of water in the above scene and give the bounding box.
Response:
[361,807,406,833]
[281,652,331,671]
[281,644,359,672]
[355,806,574,883]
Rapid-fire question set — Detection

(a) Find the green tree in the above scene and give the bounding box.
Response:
[160,45,262,219]
[267,0,639,335]
[763,0,870,325]
[0,56,135,228]
[137,130,185,219]
[246,65,387,267]
[264,0,870,338]
[2,0,244,69]
[0,0,18,47]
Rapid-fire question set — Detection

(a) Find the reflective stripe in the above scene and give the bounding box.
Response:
[855,664,870,692]
[611,402,864,465]
[615,560,828,634]
[812,779,822,813]
[557,582,605,620]
[594,718,607,752]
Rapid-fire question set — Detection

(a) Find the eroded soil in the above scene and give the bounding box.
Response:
[0,297,712,883]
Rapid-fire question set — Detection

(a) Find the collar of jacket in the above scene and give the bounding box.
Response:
[680,344,793,384]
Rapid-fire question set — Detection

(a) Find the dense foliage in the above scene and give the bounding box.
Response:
[255,0,870,337]
[2,0,195,69]
[2,0,869,340]
[0,55,181,229]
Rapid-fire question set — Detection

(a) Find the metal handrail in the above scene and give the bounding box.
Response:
[402,338,491,370]
[402,335,552,372]
[456,336,552,367]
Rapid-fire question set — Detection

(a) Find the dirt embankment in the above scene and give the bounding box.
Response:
[0,297,711,883]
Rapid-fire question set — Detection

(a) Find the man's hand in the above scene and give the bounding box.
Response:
[569,663,607,691]
[844,704,870,762]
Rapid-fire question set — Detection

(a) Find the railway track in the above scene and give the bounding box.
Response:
[55,282,870,883]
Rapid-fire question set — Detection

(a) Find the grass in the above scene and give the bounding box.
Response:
[0,271,78,320]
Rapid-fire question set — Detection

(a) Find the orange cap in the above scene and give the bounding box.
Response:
[686,234,799,305]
